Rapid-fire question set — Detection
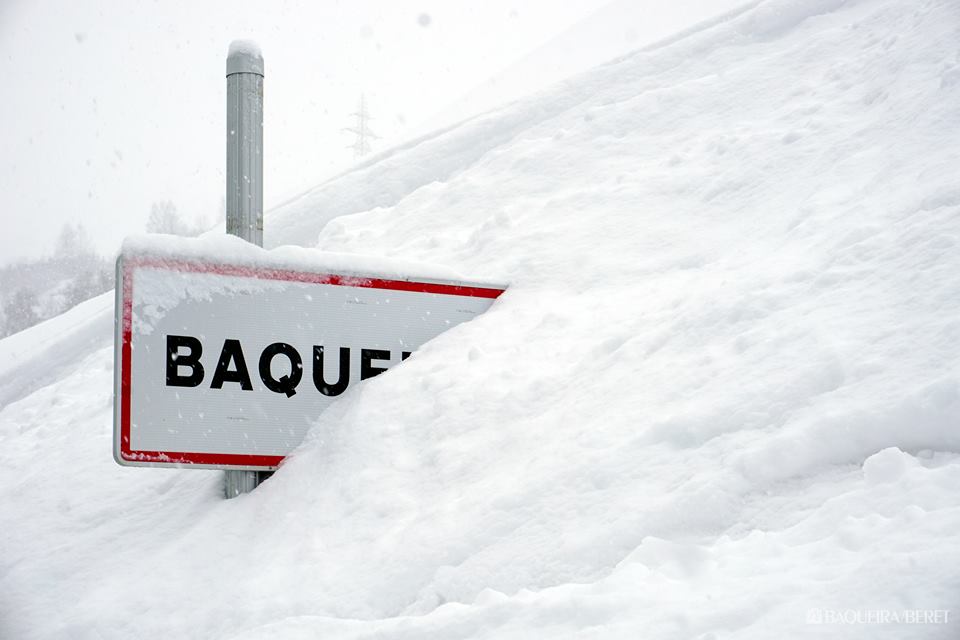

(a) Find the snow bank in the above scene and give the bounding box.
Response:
[2,0,960,638]
[421,0,754,138]
[0,291,113,410]
[123,233,504,287]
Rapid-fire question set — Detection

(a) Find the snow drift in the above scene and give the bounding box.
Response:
[3,0,960,638]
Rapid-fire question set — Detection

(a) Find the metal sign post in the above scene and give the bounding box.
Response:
[225,40,264,498]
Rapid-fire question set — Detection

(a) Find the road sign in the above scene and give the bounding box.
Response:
[113,246,505,470]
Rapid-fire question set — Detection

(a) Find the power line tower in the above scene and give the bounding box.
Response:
[344,94,379,161]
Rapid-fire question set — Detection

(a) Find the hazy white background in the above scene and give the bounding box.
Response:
[0,0,609,263]
[0,0,745,265]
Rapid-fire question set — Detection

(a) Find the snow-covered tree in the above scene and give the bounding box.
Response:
[54,222,95,259]
[147,200,209,236]
[3,288,39,335]
[64,270,97,309]
[147,200,190,235]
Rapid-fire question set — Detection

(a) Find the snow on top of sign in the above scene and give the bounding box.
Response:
[130,265,288,338]
[122,233,505,289]
[123,234,505,339]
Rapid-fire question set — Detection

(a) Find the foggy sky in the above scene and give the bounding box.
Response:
[0,0,607,263]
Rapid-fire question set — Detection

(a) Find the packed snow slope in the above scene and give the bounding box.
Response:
[423,0,751,136]
[3,0,960,637]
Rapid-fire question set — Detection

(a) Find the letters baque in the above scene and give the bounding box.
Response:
[165,334,410,398]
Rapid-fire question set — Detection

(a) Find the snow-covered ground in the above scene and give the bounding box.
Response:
[3,0,960,637]
[422,0,751,134]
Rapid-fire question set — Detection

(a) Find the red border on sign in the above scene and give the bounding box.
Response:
[118,257,505,468]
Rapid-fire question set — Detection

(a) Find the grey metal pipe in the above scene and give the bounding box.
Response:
[226,41,264,246]
[224,41,265,499]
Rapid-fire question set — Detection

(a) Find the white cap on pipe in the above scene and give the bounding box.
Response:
[227,40,264,76]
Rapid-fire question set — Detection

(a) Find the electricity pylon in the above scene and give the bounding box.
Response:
[344,94,379,161]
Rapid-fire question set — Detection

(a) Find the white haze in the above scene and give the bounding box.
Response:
[0,0,743,264]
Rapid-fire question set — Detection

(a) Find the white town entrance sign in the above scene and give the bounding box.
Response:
[113,243,505,470]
